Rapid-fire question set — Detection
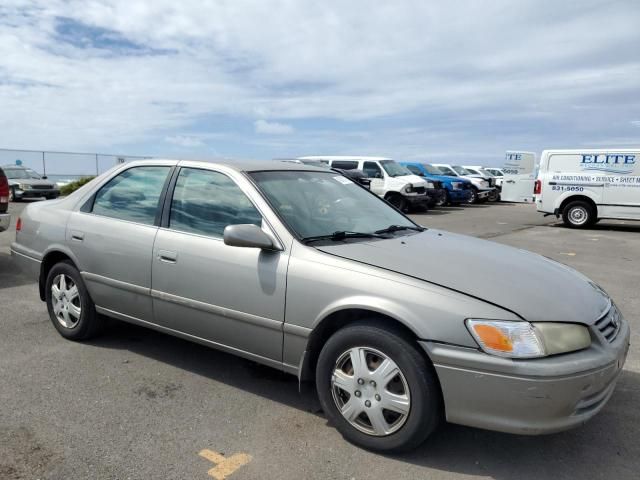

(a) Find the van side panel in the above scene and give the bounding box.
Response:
[537,150,640,220]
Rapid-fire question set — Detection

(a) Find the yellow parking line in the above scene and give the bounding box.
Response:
[199,449,252,479]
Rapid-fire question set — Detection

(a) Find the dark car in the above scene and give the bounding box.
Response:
[3,165,60,201]
[0,167,11,231]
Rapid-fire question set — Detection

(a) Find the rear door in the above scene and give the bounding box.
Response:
[67,164,173,321]
[501,152,536,202]
[151,166,289,363]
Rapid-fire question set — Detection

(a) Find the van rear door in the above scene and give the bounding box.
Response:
[501,151,536,202]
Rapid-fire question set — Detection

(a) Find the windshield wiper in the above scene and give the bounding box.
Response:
[301,231,386,244]
[374,224,425,234]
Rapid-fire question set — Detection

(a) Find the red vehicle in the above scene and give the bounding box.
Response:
[0,167,11,232]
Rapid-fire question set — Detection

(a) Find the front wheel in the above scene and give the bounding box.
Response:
[466,187,478,204]
[45,261,102,340]
[562,200,595,228]
[316,323,441,452]
[9,187,17,202]
[386,194,408,213]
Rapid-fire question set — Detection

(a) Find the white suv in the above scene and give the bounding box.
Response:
[298,156,431,212]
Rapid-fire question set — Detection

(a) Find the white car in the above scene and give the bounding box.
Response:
[298,156,431,212]
[432,164,495,203]
[535,149,640,228]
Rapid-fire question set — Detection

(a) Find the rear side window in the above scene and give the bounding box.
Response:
[169,168,261,238]
[362,161,383,178]
[92,166,170,225]
[331,161,358,170]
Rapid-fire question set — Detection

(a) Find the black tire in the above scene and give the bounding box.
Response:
[9,187,18,202]
[435,191,447,207]
[316,322,441,452]
[488,190,498,202]
[562,200,595,229]
[466,187,478,204]
[386,194,408,213]
[45,260,102,340]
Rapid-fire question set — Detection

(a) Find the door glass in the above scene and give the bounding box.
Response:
[92,166,170,225]
[169,168,262,237]
[362,161,383,178]
[331,161,358,170]
[404,165,423,176]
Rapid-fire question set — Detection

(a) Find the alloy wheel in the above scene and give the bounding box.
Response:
[331,347,411,436]
[51,274,82,328]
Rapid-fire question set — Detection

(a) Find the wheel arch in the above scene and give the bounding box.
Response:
[298,307,429,383]
[39,247,80,301]
[558,194,598,216]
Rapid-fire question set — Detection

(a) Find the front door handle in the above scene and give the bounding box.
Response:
[157,250,178,263]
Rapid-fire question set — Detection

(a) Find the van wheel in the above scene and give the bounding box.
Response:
[45,261,102,340]
[316,323,441,452]
[386,194,408,212]
[562,200,595,228]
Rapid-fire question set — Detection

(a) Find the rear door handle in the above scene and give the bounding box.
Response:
[70,231,84,241]
[157,250,178,263]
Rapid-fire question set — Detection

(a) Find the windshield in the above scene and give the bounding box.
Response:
[488,169,503,176]
[380,160,412,177]
[436,165,457,176]
[452,166,472,175]
[420,164,442,175]
[250,171,418,240]
[4,168,41,179]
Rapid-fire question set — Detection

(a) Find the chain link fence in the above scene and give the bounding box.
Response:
[0,148,152,184]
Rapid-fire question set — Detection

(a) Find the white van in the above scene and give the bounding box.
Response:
[501,151,537,203]
[298,156,431,212]
[535,149,640,228]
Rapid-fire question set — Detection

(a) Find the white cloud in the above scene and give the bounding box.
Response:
[254,119,294,135]
[632,121,640,127]
[164,135,205,147]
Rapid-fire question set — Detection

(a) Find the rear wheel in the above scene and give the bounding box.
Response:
[9,187,17,202]
[562,200,595,229]
[316,323,441,452]
[45,261,102,340]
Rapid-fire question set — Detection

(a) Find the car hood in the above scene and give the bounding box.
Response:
[316,230,609,324]
[9,178,55,187]
[428,174,470,184]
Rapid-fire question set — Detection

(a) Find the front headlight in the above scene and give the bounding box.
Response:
[426,182,435,189]
[18,183,32,190]
[451,182,461,190]
[403,184,414,193]
[466,319,591,358]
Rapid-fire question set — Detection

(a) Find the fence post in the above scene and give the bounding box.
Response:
[95,154,99,175]
[42,151,46,176]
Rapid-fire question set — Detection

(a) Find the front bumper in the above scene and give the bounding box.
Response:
[420,318,630,435]
[404,193,429,206]
[426,188,446,206]
[449,189,472,202]
[476,188,493,199]
[13,188,60,199]
[0,213,10,232]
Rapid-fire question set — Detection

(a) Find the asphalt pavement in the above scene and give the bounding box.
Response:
[1,200,638,480]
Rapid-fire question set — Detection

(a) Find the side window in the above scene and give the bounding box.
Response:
[331,161,358,170]
[404,165,423,176]
[169,168,262,238]
[362,161,383,178]
[92,166,170,225]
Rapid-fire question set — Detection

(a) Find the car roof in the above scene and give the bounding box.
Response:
[297,156,392,161]
[126,159,331,173]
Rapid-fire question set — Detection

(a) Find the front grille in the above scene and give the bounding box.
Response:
[432,180,443,189]
[413,186,426,194]
[31,184,54,190]
[488,178,496,187]
[595,304,621,342]
[462,183,472,189]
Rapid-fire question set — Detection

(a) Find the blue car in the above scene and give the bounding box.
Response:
[400,162,473,205]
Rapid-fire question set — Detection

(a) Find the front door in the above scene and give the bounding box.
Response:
[362,161,385,196]
[151,167,289,363]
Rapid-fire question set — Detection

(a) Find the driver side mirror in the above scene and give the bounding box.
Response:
[224,224,278,250]
[42,175,48,179]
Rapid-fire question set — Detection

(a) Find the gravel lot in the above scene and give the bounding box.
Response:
[1,200,638,480]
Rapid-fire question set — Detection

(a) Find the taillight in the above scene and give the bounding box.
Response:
[16,217,22,231]
[534,179,541,195]
[0,175,9,200]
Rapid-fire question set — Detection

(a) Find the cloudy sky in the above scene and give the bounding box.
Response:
[1,0,639,172]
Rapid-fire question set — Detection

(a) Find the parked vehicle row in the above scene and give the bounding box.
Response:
[11,159,630,452]
[0,166,11,232]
